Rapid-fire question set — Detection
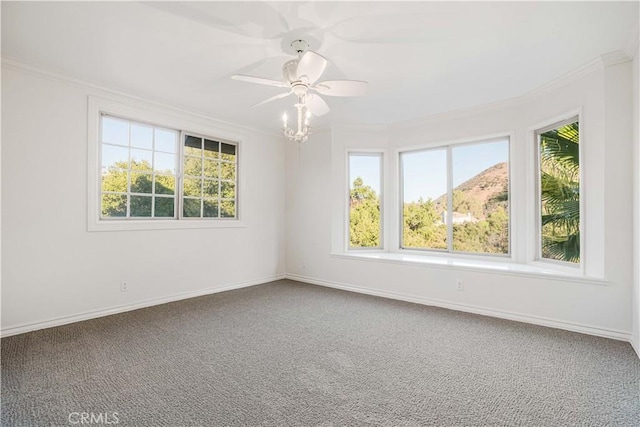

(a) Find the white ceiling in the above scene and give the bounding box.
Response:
[2,1,638,133]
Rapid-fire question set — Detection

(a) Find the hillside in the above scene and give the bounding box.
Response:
[434,162,508,218]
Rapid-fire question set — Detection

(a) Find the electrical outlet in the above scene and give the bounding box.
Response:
[301,261,307,270]
[121,281,128,292]
[456,280,464,291]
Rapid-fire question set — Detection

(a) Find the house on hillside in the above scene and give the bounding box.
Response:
[441,210,479,225]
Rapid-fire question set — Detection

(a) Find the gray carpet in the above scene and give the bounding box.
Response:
[2,279,639,426]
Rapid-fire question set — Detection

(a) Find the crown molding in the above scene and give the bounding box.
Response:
[523,56,607,100]
[623,24,639,60]
[390,50,634,130]
[1,56,281,139]
[601,50,632,67]
[390,94,523,130]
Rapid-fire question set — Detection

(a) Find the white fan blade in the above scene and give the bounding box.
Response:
[314,80,368,97]
[296,51,327,85]
[251,92,291,108]
[305,93,330,117]
[231,74,288,88]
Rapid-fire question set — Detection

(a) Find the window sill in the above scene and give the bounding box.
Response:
[330,251,607,286]
[88,219,246,232]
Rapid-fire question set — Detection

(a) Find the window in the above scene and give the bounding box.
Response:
[182,135,237,219]
[535,118,580,265]
[348,153,382,249]
[98,114,238,221]
[100,116,178,219]
[400,137,510,255]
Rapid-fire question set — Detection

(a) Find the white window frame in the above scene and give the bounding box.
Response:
[397,135,512,259]
[533,114,583,271]
[88,96,245,231]
[99,114,180,220]
[178,131,239,220]
[346,151,384,251]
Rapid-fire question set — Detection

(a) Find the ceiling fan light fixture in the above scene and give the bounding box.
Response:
[231,38,368,143]
[282,97,311,144]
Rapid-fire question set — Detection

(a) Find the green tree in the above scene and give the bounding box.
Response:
[101,160,175,217]
[539,121,580,263]
[349,177,380,247]
[452,190,483,219]
[486,206,509,253]
[403,198,446,249]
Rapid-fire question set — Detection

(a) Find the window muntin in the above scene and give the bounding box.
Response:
[400,137,510,256]
[100,115,178,219]
[348,153,382,249]
[536,118,580,265]
[182,134,237,219]
[98,114,238,221]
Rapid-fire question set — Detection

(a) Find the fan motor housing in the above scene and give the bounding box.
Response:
[282,60,300,85]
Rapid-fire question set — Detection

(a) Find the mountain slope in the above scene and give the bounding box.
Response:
[434,162,508,218]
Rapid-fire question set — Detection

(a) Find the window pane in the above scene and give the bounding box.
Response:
[221,181,235,199]
[451,140,509,254]
[130,195,152,217]
[203,179,219,198]
[203,159,219,178]
[183,157,202,177]
[183,178,202,197]
[204,139,220,158]
[102,117,129,146]
[101,144,129,171]
[130,149,153,171]
[102,170,128,193]
[131,124,153,149]
[221,143,236,162]
[184,135,202,156]
[349,154,381,248]
[130,172,153,194]
[220,201,235,218]
[203,199,218,217]
[101,193,127,217]
[183,198,201,217]
[155,152,175,174]
[220,162,235,180]
[155,175,175,195]
[539,120,580,264]
[155,129,177,153]
[154,197,174,217]
[400,149,447,250]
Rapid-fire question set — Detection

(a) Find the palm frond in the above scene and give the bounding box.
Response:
[542,232,580,263]
[538,121,580,263]
[540,122,580,174]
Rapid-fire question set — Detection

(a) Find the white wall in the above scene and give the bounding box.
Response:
[1,63,286,335]
[287,57,636,341]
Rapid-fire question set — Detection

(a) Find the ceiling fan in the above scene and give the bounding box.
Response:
[231,39,368,117]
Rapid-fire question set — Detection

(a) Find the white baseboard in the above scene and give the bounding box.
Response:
[631,337,640,359]
[286,273,632,342]
[1,274,286,338]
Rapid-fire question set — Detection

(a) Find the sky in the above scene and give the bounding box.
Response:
[349,139,509,202]
[404,139,508,202]
[101,116,178,173]
[349,154,382,194]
